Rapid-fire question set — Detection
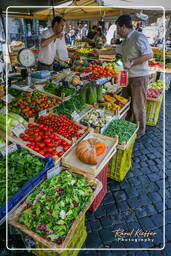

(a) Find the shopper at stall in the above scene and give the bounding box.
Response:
[92,27,106,49]
[93,14,153,137]
[87,25,98,47]
[38,16,68,71]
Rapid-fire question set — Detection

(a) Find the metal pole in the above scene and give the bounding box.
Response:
[51,0,55,18]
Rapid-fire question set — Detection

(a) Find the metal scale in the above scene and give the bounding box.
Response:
[16,48,36,87]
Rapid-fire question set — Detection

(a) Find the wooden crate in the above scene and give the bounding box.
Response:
[8,174,102,252]
[33,216,87,256]
[34,85,72,102]
[62,131,118,178]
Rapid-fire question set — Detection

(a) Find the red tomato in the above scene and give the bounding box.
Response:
[19,133,25,139]
[44,139,51,144]
[28,123,34,128]
[38,150,45,155]
[63,145,70,152]
[58,151,64,157]
[48,148,53,153]
[39,143,45,148]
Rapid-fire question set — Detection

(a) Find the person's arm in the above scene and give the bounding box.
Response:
[41,32,63,47]
[124,34,153,69]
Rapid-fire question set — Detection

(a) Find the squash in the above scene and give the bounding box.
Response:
[75,138,106,165]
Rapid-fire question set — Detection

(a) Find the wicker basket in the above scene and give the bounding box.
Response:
[33,216,87,256]
[146,94,163,126]
[108,128,138,182]
[89,164,108,212]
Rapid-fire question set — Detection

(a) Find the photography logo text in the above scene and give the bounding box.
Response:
[112,228,157,243]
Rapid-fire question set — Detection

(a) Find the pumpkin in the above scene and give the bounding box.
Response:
[75,138,106,165]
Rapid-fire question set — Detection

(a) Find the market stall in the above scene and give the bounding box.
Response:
[0,4,167,254]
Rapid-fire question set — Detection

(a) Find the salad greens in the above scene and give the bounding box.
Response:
[0,148,45,207]
[19,170,96,244]
[54,95,85,119]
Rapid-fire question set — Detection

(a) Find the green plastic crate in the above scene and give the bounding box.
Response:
[146,94,163,126]
[33,216,87,256]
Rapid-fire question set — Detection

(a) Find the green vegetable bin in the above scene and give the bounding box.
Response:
[33,216,87,256]
[146,94,163,126]
[108,132,137,182]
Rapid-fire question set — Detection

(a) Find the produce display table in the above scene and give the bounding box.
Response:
[0,45,164,252]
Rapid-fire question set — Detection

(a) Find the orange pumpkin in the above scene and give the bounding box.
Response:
[75,138,106,165]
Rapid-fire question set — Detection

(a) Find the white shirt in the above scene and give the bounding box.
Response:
[116,29,152,56]
[38,27,68,65]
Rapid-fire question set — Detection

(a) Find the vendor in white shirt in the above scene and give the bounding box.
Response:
[38,16,68,71]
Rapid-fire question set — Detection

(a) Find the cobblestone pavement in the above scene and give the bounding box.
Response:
[0,90,170,256]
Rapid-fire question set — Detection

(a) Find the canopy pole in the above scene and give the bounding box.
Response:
[51,0,55,18]
[0,11,6,40]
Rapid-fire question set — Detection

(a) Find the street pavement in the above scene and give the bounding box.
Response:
[0,89,170,256]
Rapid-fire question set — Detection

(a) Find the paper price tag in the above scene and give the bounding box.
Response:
[12,123,25,137]
[38,109,48,117]
[0,143,17,156]
[80,72,92,78]
[35,85,44,91]
[2,94,14,103]
[0,107,6,114]
[71,111,80,121]
[47,164,61,179]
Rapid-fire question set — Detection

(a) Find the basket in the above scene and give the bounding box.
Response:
[146,94,163,126]
[0,146,53,224]
[108,132,137,182]
[33,216,87,256]
[89,164,108,212]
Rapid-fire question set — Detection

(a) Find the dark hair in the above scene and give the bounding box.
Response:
[97,27,102,34]
[92,25,97,30]
[115,14,133,29]
[52,16,65,28]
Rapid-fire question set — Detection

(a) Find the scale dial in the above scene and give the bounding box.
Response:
[18,48,35,67]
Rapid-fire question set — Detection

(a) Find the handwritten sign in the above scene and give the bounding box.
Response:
[12,123,25,137]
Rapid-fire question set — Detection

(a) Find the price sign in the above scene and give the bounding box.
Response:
[118,71,128,87]
[35,85,44,91]
[71,111,80,121]
[38,109,48,117]
[47,164,61,179]
[80,72,92,78]
[2,94,14,103]
[12,123,25,137]
[0,107,6,114]
[0,143,17,156]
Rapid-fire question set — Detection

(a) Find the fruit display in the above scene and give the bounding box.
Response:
[18,170,96,244]
[19,123,71,158]
[8,91,61,118]
[148,61,164,69]
[80,109,113,129]
[72,59,90,72]
[75,138,106,165]
[146,88,163,98]
[54,95,86,119]
[103,119,137,144]
[35,114,86,142]
[98,93,128,111]
[0,112,27,132]
[83,65,117,78]
[150,80,164,90]
[76,48,94,56]
[79,82,102,104]
[0,147,45,207]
